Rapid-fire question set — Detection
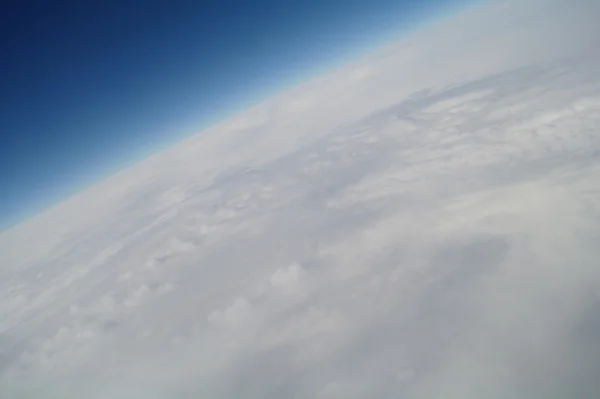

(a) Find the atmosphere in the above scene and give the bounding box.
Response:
[2,1,600,397]
[0,0,460,229]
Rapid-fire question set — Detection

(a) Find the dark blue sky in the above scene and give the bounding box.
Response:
[0,0,465,229]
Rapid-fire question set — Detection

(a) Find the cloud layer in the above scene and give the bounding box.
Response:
[1,0,600,398]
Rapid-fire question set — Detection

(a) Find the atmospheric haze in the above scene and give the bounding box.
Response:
[2,0,600,398]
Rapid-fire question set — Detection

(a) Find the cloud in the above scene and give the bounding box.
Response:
[269,262,307,292]
[207,297,253,328]
[123,284,151,308]
[315,380,360,399]
[2,1,600,398]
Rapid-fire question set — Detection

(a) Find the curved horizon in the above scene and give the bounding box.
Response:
[0,0,470,230]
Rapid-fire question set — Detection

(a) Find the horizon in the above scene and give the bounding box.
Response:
[0,0,472,231]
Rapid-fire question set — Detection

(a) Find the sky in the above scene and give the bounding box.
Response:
[0,0,466,229]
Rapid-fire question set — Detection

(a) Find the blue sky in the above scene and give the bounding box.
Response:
[0,0,466,229]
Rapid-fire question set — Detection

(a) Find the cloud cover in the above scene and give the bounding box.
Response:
[1,0,600,398]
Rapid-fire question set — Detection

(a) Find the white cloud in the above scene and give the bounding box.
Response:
[269,262,307,292]
[2,1,600,398]
[207,297,253,327]
[315,381,358,399]
[123,284,151,308]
